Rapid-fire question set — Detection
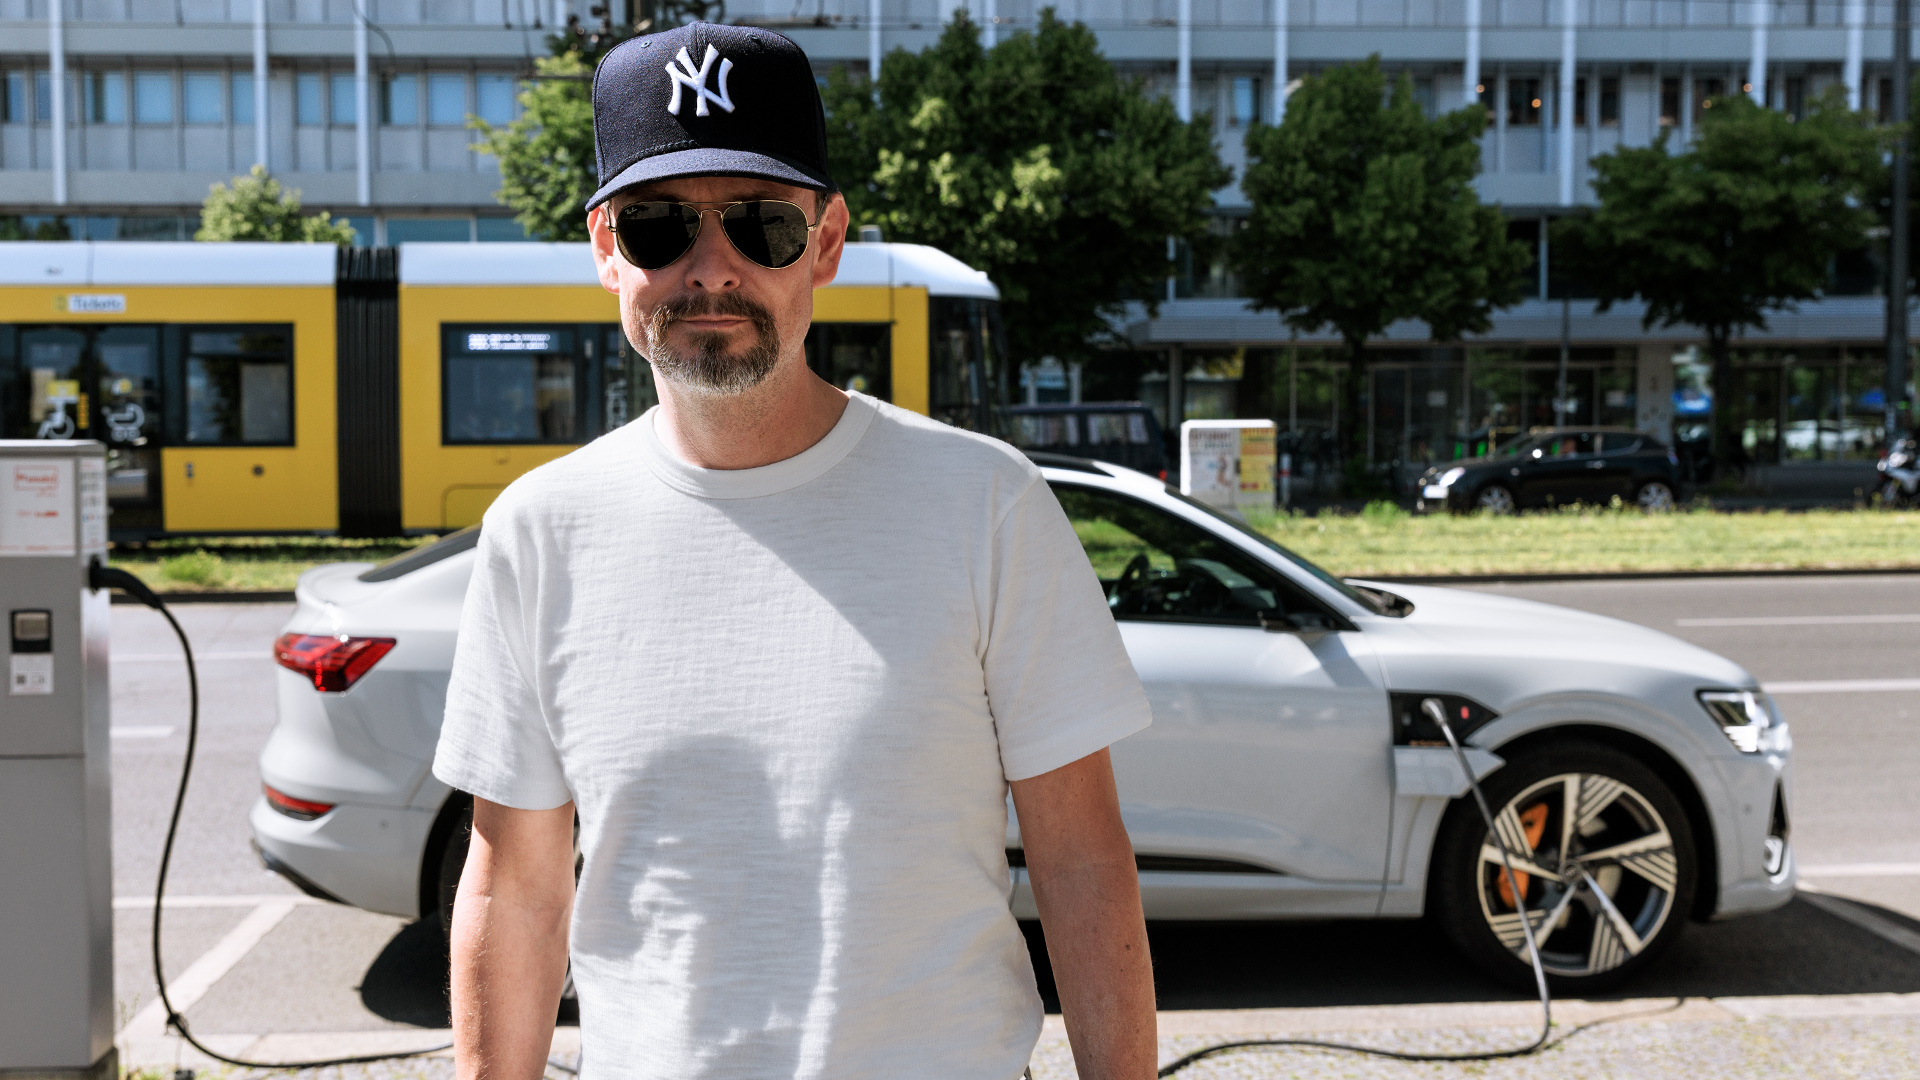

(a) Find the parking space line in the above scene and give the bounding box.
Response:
[1762,678,1920,694]
[1798,891,1920,958]
[118,898,300,1039]
[1799,863,1920,878]
[1679,614,1920,627]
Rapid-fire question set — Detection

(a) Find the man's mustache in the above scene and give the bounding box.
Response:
[651,291,776,331]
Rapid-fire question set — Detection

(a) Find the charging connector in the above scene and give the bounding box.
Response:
[90,560,452,1072]
[1154,697,1553,1076]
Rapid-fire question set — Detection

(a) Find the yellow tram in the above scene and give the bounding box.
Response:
[0,240,1005,537]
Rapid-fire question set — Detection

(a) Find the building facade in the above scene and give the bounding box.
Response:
[2,0,1909,478]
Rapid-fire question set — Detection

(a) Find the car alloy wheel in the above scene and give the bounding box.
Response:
[1430,741,1696,991]
[1636,481,1676,512]
[1475,485,1516,514]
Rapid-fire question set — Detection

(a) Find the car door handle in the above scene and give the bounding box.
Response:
[1586,460,1606,468]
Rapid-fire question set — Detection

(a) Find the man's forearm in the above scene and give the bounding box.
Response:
[452,800,577,1080]
[1014,749,1157,1080]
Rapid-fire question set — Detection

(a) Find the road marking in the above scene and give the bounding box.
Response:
[113,893,322,909]
[1763,678,1920,694]
[1798,891,1920,958]
[1679,613,1920,627]
[111,726,175,739]
[119,898,299,1038]
[113,651,268,662]
[1798,862,1920,878]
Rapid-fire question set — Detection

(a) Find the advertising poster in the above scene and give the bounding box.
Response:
[1238,426,1276,505]
[1181,425,1242,510]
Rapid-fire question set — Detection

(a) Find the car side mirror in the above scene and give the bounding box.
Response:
[1259,609,1338,635]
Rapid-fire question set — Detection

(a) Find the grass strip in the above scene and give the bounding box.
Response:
[110,536,432,593]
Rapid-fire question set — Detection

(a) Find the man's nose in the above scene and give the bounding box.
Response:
[679,211,744,293]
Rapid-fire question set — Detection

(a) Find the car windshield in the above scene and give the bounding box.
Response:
[1162,489,1389,615]
[1494,435,1545,458]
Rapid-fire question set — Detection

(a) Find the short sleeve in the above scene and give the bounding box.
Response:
[433,515,573,810]
[983,476,1153,782]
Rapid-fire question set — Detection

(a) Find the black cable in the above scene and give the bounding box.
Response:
[1156,697,1553,1076]
[90,560,452,1072]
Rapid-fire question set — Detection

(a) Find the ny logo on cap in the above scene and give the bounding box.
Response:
[665,44,736,117]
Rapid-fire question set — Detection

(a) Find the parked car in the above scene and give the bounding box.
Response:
[1002,402,1168,478]
[254,453,1792,992]
[1416,427,1683,513]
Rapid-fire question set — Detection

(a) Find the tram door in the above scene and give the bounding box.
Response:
[11,325,164,532]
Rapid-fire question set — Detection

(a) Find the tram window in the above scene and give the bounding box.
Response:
[179,328,293,445]
[443,326,580,444]
[804,322,890,400]
[928,297,1009,434]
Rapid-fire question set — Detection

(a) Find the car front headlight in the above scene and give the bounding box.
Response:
[1697,689,1782,753]
[1437,467,1466,488]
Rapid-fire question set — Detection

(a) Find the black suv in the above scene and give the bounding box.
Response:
[1416,427,1684,513]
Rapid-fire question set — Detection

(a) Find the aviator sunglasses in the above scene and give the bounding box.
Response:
[613,199,823,271]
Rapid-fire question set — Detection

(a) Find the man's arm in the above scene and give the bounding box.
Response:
[450,797,577,1080]
[1011,748,1156,1080]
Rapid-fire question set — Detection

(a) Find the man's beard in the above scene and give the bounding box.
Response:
[641,292,782,397]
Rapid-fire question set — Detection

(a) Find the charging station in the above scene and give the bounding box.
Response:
[0,440,115,1080]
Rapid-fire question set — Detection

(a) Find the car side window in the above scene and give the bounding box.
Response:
[1052,483,1329,627]
[1540,432,1597,458]
[1599,433,1642,455]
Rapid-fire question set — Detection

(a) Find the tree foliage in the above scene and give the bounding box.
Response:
[1555,89,1884,472]
[822,11,1228,364]
[195,165,357,243]
[472,52,597,242]
[1235,57,1527,460]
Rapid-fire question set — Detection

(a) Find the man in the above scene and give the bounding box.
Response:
[434,22,1157,1080]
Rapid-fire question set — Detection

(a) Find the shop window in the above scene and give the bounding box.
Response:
[178,327,294,446]
[442,326,583,444]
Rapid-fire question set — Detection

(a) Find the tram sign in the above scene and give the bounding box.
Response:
[60,295,127,315]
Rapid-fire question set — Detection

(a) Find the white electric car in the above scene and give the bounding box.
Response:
[251,454,1794,991]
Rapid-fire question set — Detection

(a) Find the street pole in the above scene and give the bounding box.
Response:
[1891,0,1913,444]
[1557,295,1571,428]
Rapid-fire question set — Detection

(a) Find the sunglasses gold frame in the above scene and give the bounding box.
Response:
[611,199,824,271]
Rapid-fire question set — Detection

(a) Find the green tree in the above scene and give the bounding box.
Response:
[1556,89,1883,476]
[195,166,356,243]
[1234,57,1527,467]
[822,11,1228,365]
[471,52,597,242]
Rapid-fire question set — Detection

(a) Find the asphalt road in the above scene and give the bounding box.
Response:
[102,575,1920,1040]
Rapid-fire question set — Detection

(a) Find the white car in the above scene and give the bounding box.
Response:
[252,454,1794,991]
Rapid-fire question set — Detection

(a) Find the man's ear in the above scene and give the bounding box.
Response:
[589,204,622,295]
[810,194,850,290]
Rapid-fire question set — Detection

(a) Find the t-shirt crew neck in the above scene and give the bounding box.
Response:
[435,394,1152,1080]
[638,391,878,500]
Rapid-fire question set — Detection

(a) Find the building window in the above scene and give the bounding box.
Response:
[1660,77,1680,126]
[387,218,471,242]
[330,73,357,126]
[382,73,418,125]
[133,72,173,124]
[1880,77,1894,124]
[428,73,466,125]
[184,72,222,125]
[1694,77,1726,122]
[442,326,582,444]
[34,72,52,123]
[1600,76,1620,126]
[179,328,295,446]
[296,73,322,125]
[1413,77,1434,118]
[476,73,515,125]
[1507,78,1542,126]
[3,72,23,123]
[232,73,253,124]
[1784,76,1806,121]
[1574,78,1586,126]
[1230,76,1261,127]
[86,71,125,124]
[476,217,531,241]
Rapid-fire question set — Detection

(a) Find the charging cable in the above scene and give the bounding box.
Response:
[1154,697,1552,1076]
[91,560,454,1071]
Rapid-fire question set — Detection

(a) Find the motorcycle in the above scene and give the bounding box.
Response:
[1878,434,1920,507]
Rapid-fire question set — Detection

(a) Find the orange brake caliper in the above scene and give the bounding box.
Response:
[1496,803,1551,908]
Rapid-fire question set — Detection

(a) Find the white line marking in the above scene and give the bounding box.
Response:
[1799,891,1920,958]
[1763,678,1920,694]
[111,726,175,739]
[1679,613,1920,627]
[1799,863,1920,878]
[113,652,267,662]
[113,894,321,909]
[119,899,299,1038]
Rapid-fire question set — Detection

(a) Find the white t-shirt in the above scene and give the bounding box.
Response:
[434,392,1152,1080]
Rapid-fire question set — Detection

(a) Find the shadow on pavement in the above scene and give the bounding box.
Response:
[359,915,580,1028]
[1026,896,1920,1012]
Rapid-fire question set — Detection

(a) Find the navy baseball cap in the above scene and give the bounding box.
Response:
[585,22,836,212]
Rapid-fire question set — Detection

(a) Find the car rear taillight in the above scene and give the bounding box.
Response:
[273,633,396,692]
[263,784,335,821]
